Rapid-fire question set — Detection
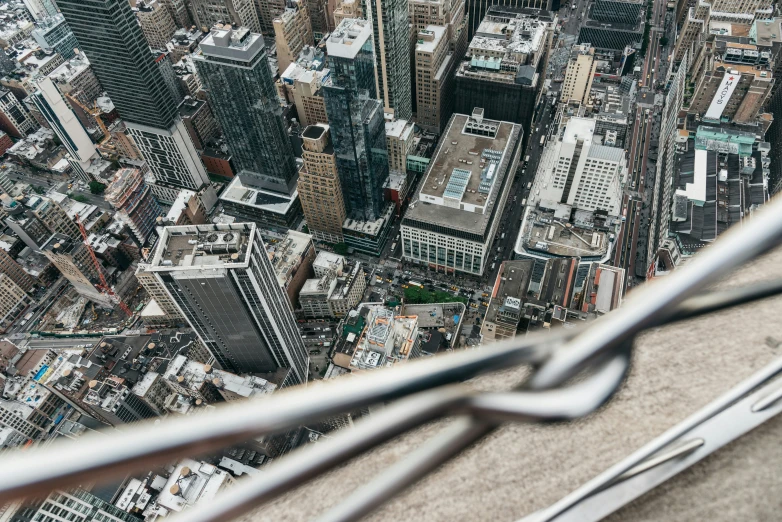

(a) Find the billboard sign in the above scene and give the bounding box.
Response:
[704,73,741,120]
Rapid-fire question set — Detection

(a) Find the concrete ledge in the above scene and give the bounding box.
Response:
[239,246,782,522]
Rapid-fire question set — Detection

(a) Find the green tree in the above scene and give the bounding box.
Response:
[660,36,669,46]
[403,287,466,305]
[333,243,348,255]
[89,181,106,194]
[72,194,88,203]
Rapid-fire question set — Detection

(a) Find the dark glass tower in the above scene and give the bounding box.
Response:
[193,27,298,194]
[56,0,179,129]
[57,0,211,196]
[323,19,389,222]
[363,0,412,120]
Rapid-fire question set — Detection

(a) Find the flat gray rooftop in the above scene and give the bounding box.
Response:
[150,224,255,270]
[405,114,521,237]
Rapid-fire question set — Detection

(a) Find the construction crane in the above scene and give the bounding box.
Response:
[64,92,110,144]
[75,215,133,316]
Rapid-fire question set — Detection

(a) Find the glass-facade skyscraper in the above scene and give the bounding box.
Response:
[323,19,389,222]
[57,0,210,197]
[193,26,298,195]
[57,0,179,129]
[363,0,412,120]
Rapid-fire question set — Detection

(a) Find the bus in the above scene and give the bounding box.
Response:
[408,281,424,289]
[540,135,546,147]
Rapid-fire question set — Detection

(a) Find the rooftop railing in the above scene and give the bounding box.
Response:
[3,195,782,521]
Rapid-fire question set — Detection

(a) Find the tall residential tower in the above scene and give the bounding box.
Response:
[194,26,301,228]
[194,26,298,195]
[145,223,309,386]
[363,0,412,119]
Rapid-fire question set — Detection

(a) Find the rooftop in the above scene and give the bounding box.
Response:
[416,26,446,54]
[165,189,196,223]
[385,119,413,140]
[47,53,90,84]
[327,18,372,59]
[471,9,549,56]
[343,204,394,235]
[671,134,769,253]
[148,223,256,271]
[348,305,419,371]
[219,176,299,216]
[268,230,313,287]
[104,168,143,209]
[157,458,233,513]
[751,17,782,47]
[196,26,264,63]
[313,251,345,276]
[160,354,276,400]
[515,203,613,261]
[485,260,535,328]
[404,112,521,236]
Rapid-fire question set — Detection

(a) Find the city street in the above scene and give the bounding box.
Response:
[614,0,675,288]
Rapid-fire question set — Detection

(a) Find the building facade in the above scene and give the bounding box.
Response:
[194,26,299,196]
[298,124,347,243]
[561,44,597,105]
[135,0,178,50]
[401,109,523,275]
[32,76,104,182]
[0,247,34,292]
[189,0,262,33]
[454,7,554,131]
[385,118,414,173]
[323,19,389,222]
[0,274,31,331]
[415,25,452,133]
[57,0,211,194]
[105,168,162,245]
[41,234,115,308]
[534,117,626,215]
[409,0,468,56]
[277,58,330,128]
[364,0,412,119]
[273,0,314,74]
[136,263,185,322]
[0,88,37,138]
[31,14,80,60]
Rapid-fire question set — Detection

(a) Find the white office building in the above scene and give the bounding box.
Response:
[533,117,626,215]
[401,109,523,275]
[31,77,110,182]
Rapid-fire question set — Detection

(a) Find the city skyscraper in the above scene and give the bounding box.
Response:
[194,26,298,195]
[323,19,389,222]
[298,124,347,243]
[31,14,80,60]
[57,0,211,197]
[363,0,412,119]
[146,223,309,386]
